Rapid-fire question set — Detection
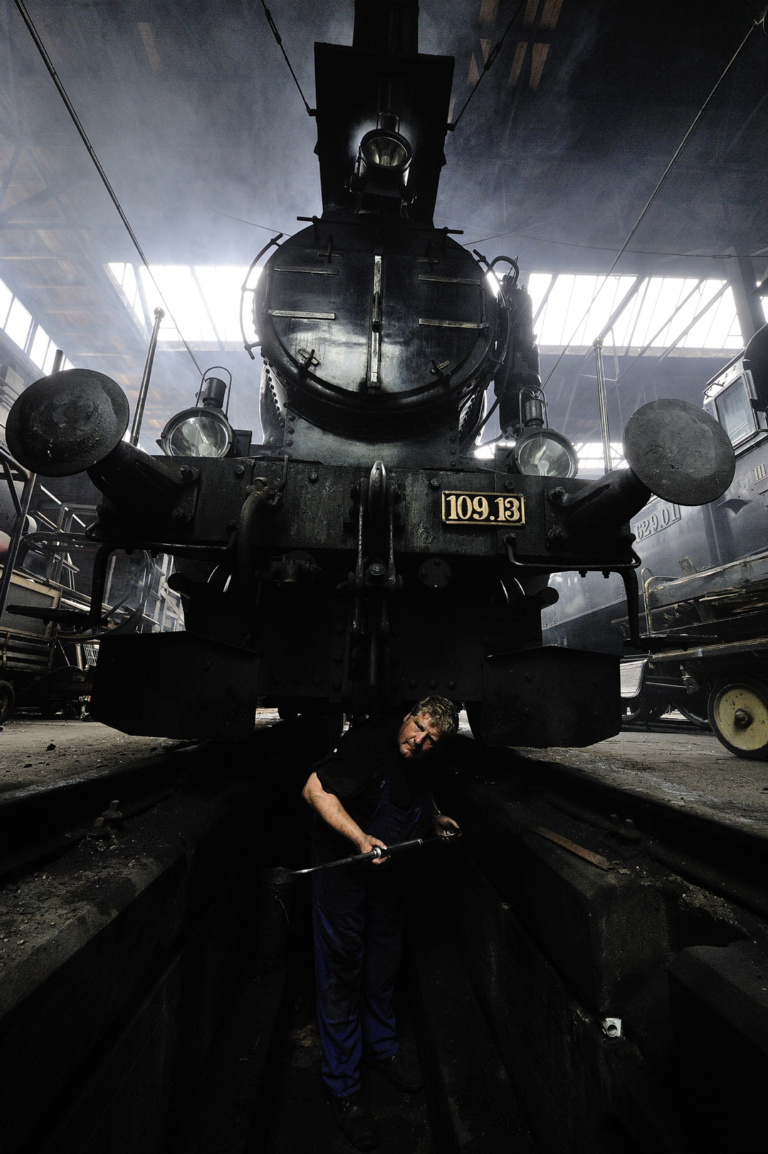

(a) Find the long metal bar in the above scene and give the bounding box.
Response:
[291,831,457,877]
[129,307,164,447]
[0,450,35,621]
[0,456,21,515]
[593,337,612,471]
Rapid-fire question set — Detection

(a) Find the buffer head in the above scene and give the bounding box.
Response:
[6,369,130,477]
[623,398,735,506]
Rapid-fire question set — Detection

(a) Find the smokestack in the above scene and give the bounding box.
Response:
[353,0,419,56]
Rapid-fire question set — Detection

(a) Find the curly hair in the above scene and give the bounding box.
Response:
[409,695,459,739]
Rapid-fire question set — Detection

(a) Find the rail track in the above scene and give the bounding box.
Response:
[505,752,766,921]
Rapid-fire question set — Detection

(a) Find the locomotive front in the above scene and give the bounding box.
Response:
[4,0,735,744]
[256,221,501,456]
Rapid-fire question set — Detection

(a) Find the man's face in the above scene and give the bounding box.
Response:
[397,712,441,760]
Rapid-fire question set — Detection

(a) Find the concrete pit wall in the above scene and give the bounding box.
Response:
[0,778,269,1154]
[438,770,766,1154]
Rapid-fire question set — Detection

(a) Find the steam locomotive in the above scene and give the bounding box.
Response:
[543,322,768,759]
[3,1,735,745]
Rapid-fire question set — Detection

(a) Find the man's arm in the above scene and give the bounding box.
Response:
[428,791,461,838]
[432,812,461,836]
[302,771,389,861]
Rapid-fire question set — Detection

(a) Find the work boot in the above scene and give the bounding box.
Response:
[329,1091,379,1150]
[365,1049,423,1092]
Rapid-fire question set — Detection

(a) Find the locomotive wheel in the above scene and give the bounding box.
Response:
[0,680,15,723]
[707,679,768,759]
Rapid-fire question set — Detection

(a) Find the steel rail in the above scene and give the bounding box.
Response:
[508,755,768,921]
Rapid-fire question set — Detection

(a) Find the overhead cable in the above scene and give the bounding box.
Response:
[259,0,316,117]
[13,0,203,375]
[542,12,765,387]
[461,229,768,263]
[448,0,526,132]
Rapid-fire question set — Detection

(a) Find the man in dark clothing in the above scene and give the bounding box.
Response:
[302,696,460,1151]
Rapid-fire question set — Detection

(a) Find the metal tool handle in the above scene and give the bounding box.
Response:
[292,831,457,877]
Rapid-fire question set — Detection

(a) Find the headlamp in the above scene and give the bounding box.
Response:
[359,129,412,174]
[159,370,234,459]
[160,407,233,458]
[513,429,578,478]
[353,117,413,205]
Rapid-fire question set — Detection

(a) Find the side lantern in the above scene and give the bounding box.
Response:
[159,370,234,459]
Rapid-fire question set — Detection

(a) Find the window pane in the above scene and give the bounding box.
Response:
[29,325,51,370]
[716,377,755,445]
[0,279,12,328]
[531,273,743,352]
[194,266,245,343]
[43,342,59,374]
[5,297,32,350]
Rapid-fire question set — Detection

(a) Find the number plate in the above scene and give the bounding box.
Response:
[633,501,680,542]
[442,490,525,526]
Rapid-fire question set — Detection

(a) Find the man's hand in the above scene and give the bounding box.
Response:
[356,834,390,865]
[432,813,461,838]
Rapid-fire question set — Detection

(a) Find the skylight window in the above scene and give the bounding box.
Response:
[528,273,637,347]
[0,275,65,374]
[110,261,142,317]
[28,323,57,373]
[527,273,745,352]
[5,297,33,351]
[0,279,12,329]
[105,264,754,358]
[107,263,255,347]
[572,441,627,475]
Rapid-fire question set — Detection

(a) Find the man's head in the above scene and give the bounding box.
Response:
[397,695,459,760]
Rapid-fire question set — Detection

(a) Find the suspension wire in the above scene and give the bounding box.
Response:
[259,0,315,117]
[461,228,768,262]
[541,11,765,389]
[213,208,287,233]
[13,0,204,375]
[448,0,527,132]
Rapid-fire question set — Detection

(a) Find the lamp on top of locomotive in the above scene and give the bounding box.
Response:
[508,386,579,479]
[351,112,413,207]
[159,369,234,459]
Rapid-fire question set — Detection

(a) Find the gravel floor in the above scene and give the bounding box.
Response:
[0,710,282,794]
[518,717,768,833]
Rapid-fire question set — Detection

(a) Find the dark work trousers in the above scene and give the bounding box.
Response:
[312,779,427,1099]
